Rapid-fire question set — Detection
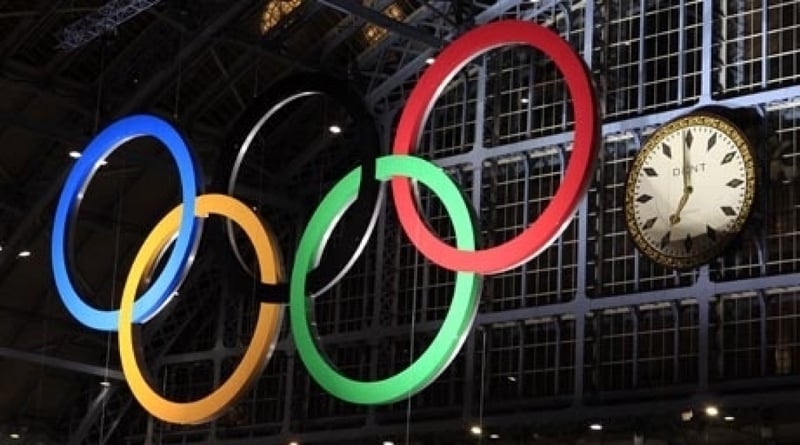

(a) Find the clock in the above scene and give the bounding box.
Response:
[624,111,757,269]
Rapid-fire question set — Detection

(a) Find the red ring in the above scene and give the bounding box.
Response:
[391,20,599,274]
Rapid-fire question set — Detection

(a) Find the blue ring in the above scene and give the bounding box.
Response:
[51,115,201,331]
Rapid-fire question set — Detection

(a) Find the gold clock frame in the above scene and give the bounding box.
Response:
[624,112,757,269]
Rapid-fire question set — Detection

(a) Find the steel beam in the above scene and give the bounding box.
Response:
[364,0,528,109]
[0,347,123,380]
[319,0,397,60]
[318,0,442,48]
[67,387,114,445]
[58,0,163,50]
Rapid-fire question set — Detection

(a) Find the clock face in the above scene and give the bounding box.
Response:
[624,113,756,269]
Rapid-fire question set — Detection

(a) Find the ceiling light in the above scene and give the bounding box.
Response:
[520,97,530,104]
[724,416,735,421]
[69,151,82,159]
[328,125,342,135]
[490,433,500,439]
[470,425,482,436]
[590,423,603,431]
[507,375,517,382]
[425,57,435,65]
[288,441,299,445]
[100,380,111,387]
[9,433,20,439]
[705,405,719,417]
[681,409,693,421]
[17,250,30,258]
[383,442,395,445]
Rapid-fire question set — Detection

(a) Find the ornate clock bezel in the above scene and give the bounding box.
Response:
[624,111,757,269]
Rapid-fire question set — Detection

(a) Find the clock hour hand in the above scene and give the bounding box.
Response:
[671,130,693,225]
[669,188,692,225]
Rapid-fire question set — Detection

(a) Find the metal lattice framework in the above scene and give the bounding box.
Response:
[50,0,800,443]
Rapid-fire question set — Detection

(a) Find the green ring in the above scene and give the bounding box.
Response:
[290,155,480,404]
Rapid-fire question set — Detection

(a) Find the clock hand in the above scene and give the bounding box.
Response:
[670,129,694,225]
[669,187,692,225]
[683,129,691,190]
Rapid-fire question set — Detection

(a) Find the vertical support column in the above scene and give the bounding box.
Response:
[636,0,646,113]
[144,413,155,445]
[761,0,769,89]
[367,111,395,426]
[583,0,595,71]
[672,301,681,384]
[572,0,595,407]
[677,0,686,101]
[573,313,586,405]
[734,0,746,87]
[463,56,488,422]
[462,330,477,420]
[631,307,639,389]
[717,2,728,92]
[697,266,712,390]
[209,292,228,440]
[700,0,714,102]
[282,349,296,432]
[520,157,531,303]
[759,291,768,377]
[554,318,562,393]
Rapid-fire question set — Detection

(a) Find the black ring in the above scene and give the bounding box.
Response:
[213,73,382,303]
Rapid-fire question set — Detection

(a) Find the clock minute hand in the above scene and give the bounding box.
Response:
[681,129,694,190]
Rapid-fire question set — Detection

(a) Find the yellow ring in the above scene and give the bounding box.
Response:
[118,194,283,424]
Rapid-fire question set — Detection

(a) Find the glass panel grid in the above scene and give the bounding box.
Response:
[713,293,762,381]
[766,106,800,275]
[376,335,465,415]
[290,343,369,428]
[637,304,676,387]
[586,310,635,392]
[480,153,578,309]
[714,1,800,95]
[417,72,478,159]
[484,48,573,147]
[216,353,287,435]
[767,290,800,376]
[393,167,471,325]
[600,0,702,120]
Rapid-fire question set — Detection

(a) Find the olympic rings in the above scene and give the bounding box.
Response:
[391,20,599,274]
[52,115,201,331]
[118,194,283,424]
[51,18,599,424]
[290,156,480,404]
